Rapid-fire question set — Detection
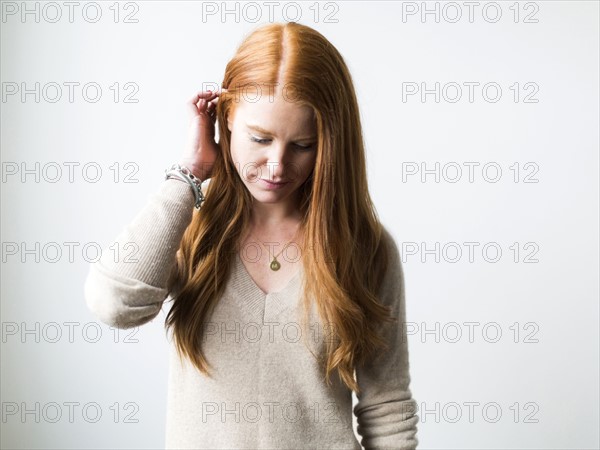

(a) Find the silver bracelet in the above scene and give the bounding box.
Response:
[164,163,205,209]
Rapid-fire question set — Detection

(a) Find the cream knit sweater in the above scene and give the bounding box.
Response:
[83,178,419,449]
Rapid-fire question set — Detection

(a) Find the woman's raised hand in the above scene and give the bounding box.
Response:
[179,90,222,181]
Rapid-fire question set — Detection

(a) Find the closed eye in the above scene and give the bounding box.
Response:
[250,136,270,144]
[250,136,314,150]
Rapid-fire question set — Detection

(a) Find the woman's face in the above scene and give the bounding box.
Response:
[227,89,318,208]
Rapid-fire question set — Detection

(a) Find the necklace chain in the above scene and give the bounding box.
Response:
[249,225,302,272]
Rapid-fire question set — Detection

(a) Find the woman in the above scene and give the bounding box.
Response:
[84,21,419,449]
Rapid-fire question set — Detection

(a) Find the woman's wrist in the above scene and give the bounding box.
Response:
[178,161,212,181]
[165,164,206,209]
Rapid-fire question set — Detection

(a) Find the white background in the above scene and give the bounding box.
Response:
[1,1,598,448]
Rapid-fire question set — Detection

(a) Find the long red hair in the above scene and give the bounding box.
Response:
[165,22,394,395]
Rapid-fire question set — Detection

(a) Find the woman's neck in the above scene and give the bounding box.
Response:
[249,196,303,230]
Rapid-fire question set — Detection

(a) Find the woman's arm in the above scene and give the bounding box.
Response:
[353,226,419,449]
[83,178,196,329]
[84,90,220,329]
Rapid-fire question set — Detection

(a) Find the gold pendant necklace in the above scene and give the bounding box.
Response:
[270,258,282,271]
[252,225,301,272]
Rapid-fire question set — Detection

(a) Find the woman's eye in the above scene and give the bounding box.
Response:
[250,136,270,144]
[294,143,314,150]
[249,135,314,150]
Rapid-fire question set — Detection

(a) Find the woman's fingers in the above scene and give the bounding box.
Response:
[188,90,220,117]
[204,92,222,121]
[207,97,219,110]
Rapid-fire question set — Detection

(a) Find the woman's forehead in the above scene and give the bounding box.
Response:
[230,94,316,132]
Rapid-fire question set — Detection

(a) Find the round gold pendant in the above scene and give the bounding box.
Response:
[270,259,281,271]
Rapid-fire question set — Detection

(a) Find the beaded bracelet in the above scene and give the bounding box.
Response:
[164,163,205,209]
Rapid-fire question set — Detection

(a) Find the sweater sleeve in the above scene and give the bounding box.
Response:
[83,178,197,329]
[353,226,419,449]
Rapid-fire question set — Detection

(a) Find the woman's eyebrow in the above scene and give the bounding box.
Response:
[246,123,316,140]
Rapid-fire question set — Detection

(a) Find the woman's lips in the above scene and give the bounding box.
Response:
[260,179,289,189]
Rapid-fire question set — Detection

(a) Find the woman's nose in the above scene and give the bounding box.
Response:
[263,144,288,179]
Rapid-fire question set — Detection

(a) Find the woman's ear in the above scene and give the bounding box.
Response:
[226,105,237,133]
